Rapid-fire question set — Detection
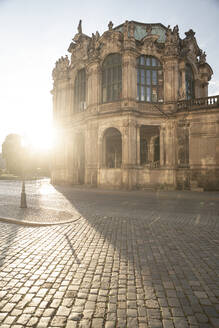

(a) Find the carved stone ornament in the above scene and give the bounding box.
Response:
[185,29,195,38]
[164,25,180,56]
[123,20,129,39]
[78,19,82,34]
[52,55,70,80]
[88,31,100,58]
[141,33,159,50]
[199,50,206,64]
[146,24,152,35]
[182,28,201,61]
[108,21,113,30]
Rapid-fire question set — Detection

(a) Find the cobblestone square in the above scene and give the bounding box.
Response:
[0,180,218,327]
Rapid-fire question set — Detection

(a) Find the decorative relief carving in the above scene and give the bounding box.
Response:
[52,56,70,80]
[88,31,101,59]
[164,25,180,57]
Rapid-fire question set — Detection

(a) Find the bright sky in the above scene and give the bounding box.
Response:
[0,0,219,150]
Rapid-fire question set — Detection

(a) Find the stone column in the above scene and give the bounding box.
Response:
[163,58,179,103]
[165,121,176,167]
[122,118,138,189]
[87,58,100,111]
[84,122,99,186]
[122,50,137,107]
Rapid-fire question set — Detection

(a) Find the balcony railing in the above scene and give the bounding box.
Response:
[177,95,219,112]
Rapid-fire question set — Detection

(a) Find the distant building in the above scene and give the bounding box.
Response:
[51,20,219,190]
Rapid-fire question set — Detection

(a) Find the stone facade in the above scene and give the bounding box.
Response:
[51,20,219,190]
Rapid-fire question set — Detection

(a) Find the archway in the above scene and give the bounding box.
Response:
[103,128,122,168]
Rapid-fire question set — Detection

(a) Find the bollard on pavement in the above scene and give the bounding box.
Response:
[20,180,27,208]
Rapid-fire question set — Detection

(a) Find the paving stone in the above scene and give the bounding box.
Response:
[0,183,218,328]
[50,316,67,327]
[209,318,219,327]
[162,319,174,328]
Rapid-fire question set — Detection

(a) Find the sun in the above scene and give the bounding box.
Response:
[25,125,54,152]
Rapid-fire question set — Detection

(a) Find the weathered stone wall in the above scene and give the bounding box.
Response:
[51,20,218,190]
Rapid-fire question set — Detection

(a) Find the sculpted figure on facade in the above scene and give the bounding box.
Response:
[164,25,180,56]
[52,55,70,81]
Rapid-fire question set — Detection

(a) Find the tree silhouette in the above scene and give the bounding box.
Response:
[2,134,23,175]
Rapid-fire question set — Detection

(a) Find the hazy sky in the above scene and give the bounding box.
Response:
[0,0,219,149]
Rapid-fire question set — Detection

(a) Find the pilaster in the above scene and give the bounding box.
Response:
[87,58,101,111]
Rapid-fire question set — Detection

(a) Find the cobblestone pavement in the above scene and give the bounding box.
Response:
[0,180,219,327]
[0,180,80,223]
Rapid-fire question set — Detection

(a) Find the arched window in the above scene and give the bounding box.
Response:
[104,128,122,168]
[74,69,86,112]
[185,64,195,100]
[137,55,163,103]
[102,54,122,103]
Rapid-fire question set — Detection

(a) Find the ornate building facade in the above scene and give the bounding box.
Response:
[51,20,219,190]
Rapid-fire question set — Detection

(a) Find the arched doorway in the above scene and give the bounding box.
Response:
[103,128,122,168]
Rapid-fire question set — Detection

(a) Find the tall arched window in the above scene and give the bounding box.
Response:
[74,68,86,112]
[104,128,122,168]
[102,54,122,103]
[185,64,195,100]
[137,55,163,103]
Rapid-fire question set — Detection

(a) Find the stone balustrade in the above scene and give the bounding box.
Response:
[177,95,219,112]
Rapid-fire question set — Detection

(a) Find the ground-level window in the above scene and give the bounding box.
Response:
[104,128,122,168]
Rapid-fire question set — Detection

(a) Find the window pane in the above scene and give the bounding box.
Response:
[137,56,163,103]
[137,85,140,100]
[113,67,118,82]
[152,58,157,66]
[152,71,157,85]
[74,69,86,112]
[146,70,150,85]
[140,56,144,65]
[146,57,150,66]
[137,70,140,83]
[141,86,145,101]
[146,87,151,102]
[141,69,145,84]
[102,54,122,103]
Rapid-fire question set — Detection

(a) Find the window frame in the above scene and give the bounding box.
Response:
[137,55,163,103]
[102,54,122,104]
[74,68,86,113]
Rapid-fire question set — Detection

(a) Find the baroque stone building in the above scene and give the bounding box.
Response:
[51,20,219,190]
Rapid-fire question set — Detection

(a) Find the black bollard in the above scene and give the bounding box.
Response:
[20,180,27,208]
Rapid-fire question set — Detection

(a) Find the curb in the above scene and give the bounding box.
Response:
[0,215,81,227]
